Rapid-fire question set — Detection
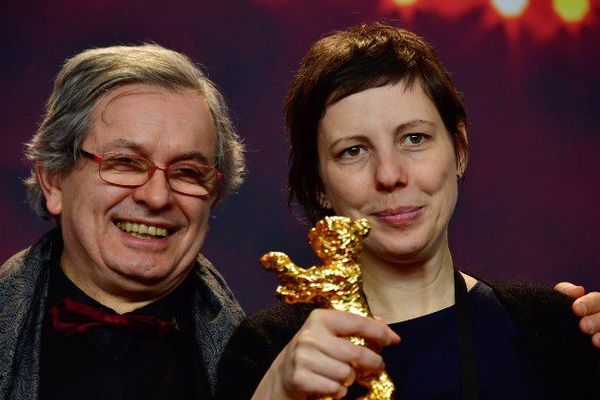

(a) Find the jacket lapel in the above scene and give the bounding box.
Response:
[189,253,245,396]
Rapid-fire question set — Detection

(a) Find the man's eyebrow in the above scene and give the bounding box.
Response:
[101,139,144,153]
[171,151,211,165]
[100,139,212,165]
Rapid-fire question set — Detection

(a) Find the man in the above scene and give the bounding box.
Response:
[0,43,598,400]
[0,44,245,399]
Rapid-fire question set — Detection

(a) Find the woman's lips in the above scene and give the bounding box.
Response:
[373,206,423,225]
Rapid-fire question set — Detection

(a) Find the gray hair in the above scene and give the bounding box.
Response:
[25,43,245,220]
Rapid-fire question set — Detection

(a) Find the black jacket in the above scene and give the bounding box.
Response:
[216,281,600,399]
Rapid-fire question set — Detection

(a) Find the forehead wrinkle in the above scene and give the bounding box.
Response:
[96,85,203,128]
[99,138,145,154]
[97,86,164,127]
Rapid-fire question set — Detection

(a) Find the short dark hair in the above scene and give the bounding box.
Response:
[285,22,469,223]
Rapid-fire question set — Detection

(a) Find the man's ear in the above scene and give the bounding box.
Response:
[36,165,63,216]
[456,122,468,178]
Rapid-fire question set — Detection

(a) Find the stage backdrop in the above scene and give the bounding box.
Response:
[1,0,599,312]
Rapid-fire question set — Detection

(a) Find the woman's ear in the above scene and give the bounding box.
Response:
[36,165,63,216]
[317,191,331,210]
[456,122,468,178]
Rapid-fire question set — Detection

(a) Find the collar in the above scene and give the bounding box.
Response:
[46,260,191,323]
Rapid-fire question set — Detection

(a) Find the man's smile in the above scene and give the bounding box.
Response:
[114,220,170,239]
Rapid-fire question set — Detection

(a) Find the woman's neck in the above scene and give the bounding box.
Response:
[360,245,473,324]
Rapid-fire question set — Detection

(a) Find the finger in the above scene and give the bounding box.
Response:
[554,282,585,300]
[286,367,348,398]
[292,326,384,374]
[579,312,600,336]
[573,291,600,317]
[291,341,358,385]
[312,335,386,373]
[308,309,400,346]
[592,333,600,349]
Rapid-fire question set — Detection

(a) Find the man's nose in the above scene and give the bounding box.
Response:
[131,169,173,210]
[374,150,409,191]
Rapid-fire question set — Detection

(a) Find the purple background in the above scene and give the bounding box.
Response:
[1,1,599,313]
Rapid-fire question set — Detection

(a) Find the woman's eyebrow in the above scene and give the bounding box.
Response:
[394,119,436,133]
[329,135,370,150]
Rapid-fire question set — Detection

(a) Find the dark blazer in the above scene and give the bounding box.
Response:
[216,280,600,399]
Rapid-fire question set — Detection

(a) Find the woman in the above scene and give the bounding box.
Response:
[217,23,599,399]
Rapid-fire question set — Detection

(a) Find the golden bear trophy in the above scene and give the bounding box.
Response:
[260,216,395,400]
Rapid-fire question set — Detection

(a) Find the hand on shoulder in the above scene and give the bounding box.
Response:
[555,282,600,349]
[251,309,400,400]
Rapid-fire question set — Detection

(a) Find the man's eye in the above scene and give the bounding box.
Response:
[116,156,138,164]
[103,155,148,171]
[339,145,365,159]
[176,167,196,175]
[174,167,201,178]
[170,165,207,183]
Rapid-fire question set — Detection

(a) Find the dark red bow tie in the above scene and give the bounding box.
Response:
[49,298,177,338]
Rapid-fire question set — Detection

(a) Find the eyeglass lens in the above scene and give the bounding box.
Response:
[99,154,217,196]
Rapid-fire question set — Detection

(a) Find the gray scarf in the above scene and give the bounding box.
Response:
[0,228,244,399]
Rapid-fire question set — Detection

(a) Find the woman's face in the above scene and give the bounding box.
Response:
[317,81,460,265]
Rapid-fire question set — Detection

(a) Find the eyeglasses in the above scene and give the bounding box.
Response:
[80,149,222,197]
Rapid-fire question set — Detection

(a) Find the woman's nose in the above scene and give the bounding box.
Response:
[374,151,409,191]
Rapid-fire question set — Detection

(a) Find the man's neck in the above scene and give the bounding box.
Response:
[62,269,155,313]
[59,257,176,314]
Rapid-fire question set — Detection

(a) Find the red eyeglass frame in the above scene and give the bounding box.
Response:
[79,149,222,196]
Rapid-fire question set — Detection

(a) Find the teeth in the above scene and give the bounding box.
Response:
[115,221,169,238]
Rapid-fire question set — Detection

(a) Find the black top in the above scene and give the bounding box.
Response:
[216,279,600,400]
[347,282,543,399]
[39,260,211,400]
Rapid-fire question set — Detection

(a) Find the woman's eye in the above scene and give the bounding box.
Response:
[404,134,425,145]
[339,145,365,159]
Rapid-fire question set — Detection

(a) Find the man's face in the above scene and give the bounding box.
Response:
[42,83,217,300]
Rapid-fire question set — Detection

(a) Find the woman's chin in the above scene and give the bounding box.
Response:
[363,233,446,266]
[365,243,426,264]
